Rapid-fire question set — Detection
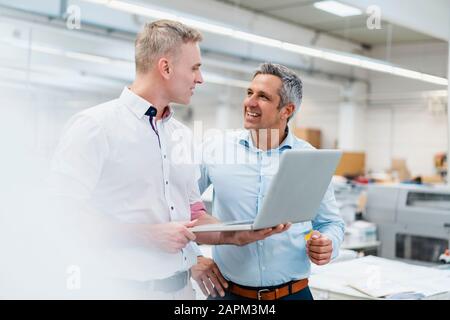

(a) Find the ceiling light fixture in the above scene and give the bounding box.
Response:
[313,1,362,17]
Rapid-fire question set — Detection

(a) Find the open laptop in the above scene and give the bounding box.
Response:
[189,149,342,232]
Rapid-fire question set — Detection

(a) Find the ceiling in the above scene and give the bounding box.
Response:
[215,0,442,47]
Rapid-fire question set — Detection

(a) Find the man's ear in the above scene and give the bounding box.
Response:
[281,103,295,120]
[157,57,171,79]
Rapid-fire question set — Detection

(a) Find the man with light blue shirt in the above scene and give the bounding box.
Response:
[191,63,345,300]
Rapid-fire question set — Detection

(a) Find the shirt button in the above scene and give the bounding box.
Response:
[171,206,174,210]
[163,155,167,159]
[259,242,263,246]
[262,266,266,271]
[165,181,168,185]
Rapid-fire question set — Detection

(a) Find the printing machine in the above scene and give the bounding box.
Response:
[366,184,450,264]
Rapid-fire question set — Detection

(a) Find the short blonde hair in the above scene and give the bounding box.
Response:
[135,19,203,74]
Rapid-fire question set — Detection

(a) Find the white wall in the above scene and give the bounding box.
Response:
[295,100,341,149]
[365,104,448,176]
[365,41,448,176]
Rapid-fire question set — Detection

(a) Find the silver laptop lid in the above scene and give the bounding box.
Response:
[252,149,342,230]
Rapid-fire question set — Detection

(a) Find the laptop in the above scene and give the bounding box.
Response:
[189,149,342,233]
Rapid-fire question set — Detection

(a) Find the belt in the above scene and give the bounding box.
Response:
[118,270,190,293]
[228,279,309,300]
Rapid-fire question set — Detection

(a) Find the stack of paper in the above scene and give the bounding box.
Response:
[310,256,450,300]
[348,278,419,298]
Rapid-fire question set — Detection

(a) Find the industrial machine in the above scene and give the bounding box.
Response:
[366,184,450,264]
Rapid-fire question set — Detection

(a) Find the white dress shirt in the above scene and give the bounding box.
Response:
[48,87,203,281]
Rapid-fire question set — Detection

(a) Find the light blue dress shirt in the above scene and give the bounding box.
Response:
[198,129,345,287]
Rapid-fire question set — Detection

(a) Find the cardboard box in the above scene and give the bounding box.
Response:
[293,128,321,149]
[389,158,411,181]
[335,152,366,176]
[420,175,444,184]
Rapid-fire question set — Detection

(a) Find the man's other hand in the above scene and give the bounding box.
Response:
[191,256,228,298]
[306,230,333,265]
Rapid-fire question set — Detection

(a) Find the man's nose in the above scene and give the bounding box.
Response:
[245,95,257,107]
[196,71,204,84]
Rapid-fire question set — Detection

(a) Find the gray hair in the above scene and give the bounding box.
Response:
[253,62,303,122]
[135,19,203,74]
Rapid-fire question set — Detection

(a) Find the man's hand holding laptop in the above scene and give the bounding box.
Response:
[218,222,292,246]
[191,212,291,246]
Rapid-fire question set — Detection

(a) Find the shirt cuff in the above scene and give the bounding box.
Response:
[191,242,203,257]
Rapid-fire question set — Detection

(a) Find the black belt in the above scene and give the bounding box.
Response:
[119,270,190,293]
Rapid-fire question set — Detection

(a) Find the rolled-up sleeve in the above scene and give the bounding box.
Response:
[188,165,208,257]
[312,182,345,259]
[188,165,208,220]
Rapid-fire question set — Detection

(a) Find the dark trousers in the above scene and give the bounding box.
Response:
[208,285,314,301]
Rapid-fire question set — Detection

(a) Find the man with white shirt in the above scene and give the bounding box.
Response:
[48,20,288,299]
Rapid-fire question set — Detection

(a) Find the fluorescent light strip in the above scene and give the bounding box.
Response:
[321,51,362,66]
[392,67,423,81]
[203,72,249,88]
[421,74,448,86]
[83,1,450,86]
[232,31,283,48]
[360,60,394,73]
[65,51,113,64]
[314,1,362,17]
[30,44,65,56]
[180,17,233,37]
[108,0,178,20]
[2,38,133,67]
[281,42,324,58]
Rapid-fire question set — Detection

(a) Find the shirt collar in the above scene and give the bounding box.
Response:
[120,87,174,122]
[238,127,293,152]
[279,127,294,151]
